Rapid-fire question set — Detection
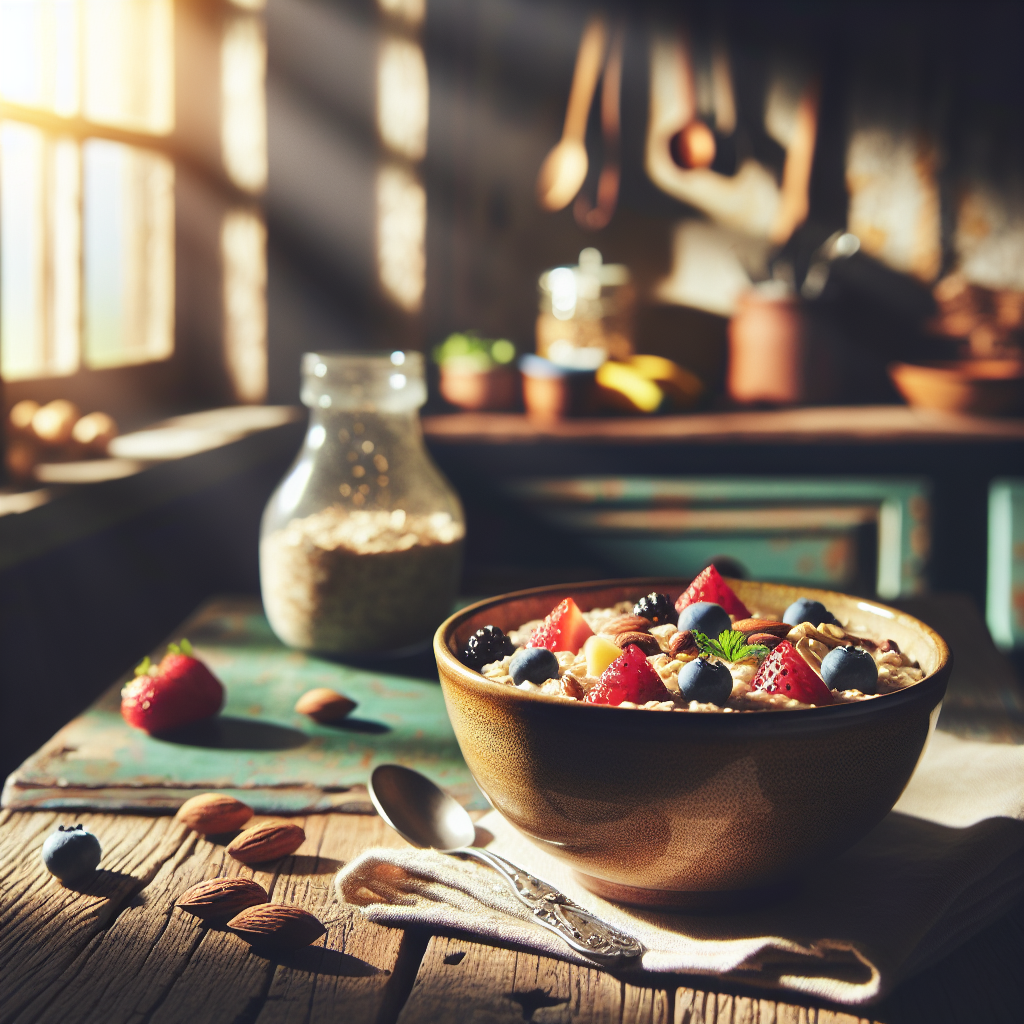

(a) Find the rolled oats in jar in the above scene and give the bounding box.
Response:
[260,352,464,654]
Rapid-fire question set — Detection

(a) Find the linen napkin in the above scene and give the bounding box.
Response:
[335,730,1024,1005]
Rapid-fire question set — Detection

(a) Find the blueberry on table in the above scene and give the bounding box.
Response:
[677,658,733,706]
[461,625,514,671]
[633,592,675,626]
[509,647,559,685]
[42,825,102,883]
[677,601,731,638]
[820,645,878,694]
[782,597,837,627]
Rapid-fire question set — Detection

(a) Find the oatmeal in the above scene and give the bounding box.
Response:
[462,565,926,712]
[261,506,463,653]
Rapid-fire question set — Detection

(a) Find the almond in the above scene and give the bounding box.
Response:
[227,821,305,864]
[560,673,585,700]
[294,687,357,723]
[668,630,698,657]
[227,903,326,948]
[601,614,652,635]
[732,618,789,638]
[613,631,661,656]
[746,632,782,648]
[176,877,268,920]
[176,793,254,835]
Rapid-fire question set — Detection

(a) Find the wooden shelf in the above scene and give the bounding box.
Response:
[423,406,1024,446]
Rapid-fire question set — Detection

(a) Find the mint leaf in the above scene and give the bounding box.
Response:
[692,629,768,662]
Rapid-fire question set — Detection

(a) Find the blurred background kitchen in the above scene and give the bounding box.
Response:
[1,0,1022,769]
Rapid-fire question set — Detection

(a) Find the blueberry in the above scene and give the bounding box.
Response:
[41,824,102,883]
[820,645,878,694]
[782,597,837,627]
[677,601,731,638]
[633,592,675,626]
[677,658,733,706]
[461,625,515,671]
[509,647,560,685]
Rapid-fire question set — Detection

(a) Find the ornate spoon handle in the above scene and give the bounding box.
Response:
[460,848,643,962]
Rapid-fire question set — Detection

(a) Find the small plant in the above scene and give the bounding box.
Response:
[432,332,516,372]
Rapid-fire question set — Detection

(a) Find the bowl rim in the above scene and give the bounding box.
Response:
[434,576,952,731]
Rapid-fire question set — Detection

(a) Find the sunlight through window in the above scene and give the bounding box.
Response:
[377,163,426,313]
[221,13,267,193]
[222,209,268,403]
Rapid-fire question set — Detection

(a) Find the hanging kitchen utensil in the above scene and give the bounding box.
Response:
[574,22,625,230]
[536,15,608,212]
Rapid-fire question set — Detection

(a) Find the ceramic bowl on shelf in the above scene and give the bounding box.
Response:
[888,359,1024,416]
[434,578,951,910]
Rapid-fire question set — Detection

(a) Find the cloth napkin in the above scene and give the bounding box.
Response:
[335,730,1024,1005]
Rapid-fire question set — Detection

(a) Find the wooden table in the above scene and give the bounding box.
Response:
[1,594,1021,1024]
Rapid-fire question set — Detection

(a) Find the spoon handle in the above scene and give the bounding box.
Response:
[461,848,643,962]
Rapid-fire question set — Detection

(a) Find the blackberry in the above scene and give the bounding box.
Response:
[633,592,674,626]
[461,625,514,671]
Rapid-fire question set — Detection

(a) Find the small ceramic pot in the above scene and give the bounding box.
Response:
[888,359,1024,416]
[434,578,951,909]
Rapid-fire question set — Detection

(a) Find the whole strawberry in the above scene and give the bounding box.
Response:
[751,640,834,706]
[121,639,224,734]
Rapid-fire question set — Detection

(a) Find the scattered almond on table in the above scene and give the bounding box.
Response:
[226,821,305,864]
[176,877,268,920]
[294,687,357,723]
[176,793,254,835]
[227,904,326,948]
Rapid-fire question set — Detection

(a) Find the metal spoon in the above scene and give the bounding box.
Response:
[535,15,607,212]
[368,764,643,963]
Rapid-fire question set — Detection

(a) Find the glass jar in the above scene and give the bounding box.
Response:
[259,351,465,655]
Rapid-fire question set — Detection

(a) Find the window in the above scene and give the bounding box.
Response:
[0,0,268,412]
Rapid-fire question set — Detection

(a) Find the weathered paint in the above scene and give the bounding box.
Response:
[3,599,484,811]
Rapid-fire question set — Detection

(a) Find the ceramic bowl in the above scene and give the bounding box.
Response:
[434,578,951,909]
[888,359,1024,416]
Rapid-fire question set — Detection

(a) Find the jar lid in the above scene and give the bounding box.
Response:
[300,351,427,412]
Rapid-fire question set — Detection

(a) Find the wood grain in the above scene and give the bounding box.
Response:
[0,808,1019,1024]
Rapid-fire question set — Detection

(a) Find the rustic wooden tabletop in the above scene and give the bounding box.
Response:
[1,592,1021,1024]
[0,807,1020,1024]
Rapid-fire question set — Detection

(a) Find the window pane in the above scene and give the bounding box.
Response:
[0,0,80,116]
[83,138,174,369]
[0,122,81,380]
[221,13,267,192]
[376,163,426,313]
[221,208,267,403]
[83,0,174,134]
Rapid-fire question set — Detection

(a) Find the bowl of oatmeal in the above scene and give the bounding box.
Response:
[433,572,951,908]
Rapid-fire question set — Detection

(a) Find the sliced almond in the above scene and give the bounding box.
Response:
[295,688,357,723]
[601,614,653,635]
[732,618,789,638]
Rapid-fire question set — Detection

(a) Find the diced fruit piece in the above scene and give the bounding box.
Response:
[42,825,102,883]
[632,592,675,626]
[526,598,594,654]
[751,641,835,705]
[509,647,559,685]
[584,634,624,677]
[584,645,671,706]
[820,645,878,694]
[782,597,837,627]
[461,625,514,671]
[121,641,224,734]
[676,601,731,637]
[674,565,750,618]
[677,658,733,706]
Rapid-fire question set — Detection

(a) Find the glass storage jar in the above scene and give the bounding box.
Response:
[260,351,464,655]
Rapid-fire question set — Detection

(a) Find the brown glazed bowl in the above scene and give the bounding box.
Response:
[434,578,951,910]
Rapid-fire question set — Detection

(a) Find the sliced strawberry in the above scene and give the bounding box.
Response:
[585,645,672,706]
[526,598,594,654]
[751,641,834,706]
[674,565,750,618]
[121,642,225,734]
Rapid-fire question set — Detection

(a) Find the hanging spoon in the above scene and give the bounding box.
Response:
[368,764,643,963]
[536,15,608,212]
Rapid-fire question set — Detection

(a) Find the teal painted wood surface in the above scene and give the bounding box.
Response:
[3,599,483,812]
